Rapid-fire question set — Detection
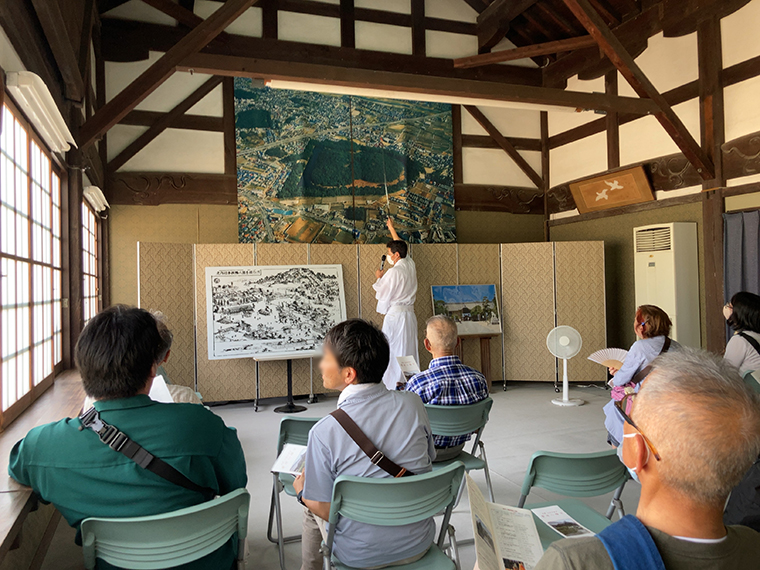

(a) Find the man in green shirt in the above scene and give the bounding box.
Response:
[8,306,248,570]
[535,348,760,570]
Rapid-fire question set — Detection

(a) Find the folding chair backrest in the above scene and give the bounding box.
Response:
[328,462,465,527]
[743,370,760,394]
[423,397,493,437]
[277,417,321,454]
[81,488,250,570]
[521,450,628,499]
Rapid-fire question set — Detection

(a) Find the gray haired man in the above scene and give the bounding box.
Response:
[535,348,760,570]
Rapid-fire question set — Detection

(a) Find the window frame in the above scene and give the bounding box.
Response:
[0,94,67,430]
[82,200,100,325]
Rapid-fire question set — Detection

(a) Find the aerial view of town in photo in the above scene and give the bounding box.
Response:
[205,265,347,360]
[234,79,456,244]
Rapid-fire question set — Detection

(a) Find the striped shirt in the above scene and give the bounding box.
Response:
[406,355,489,448]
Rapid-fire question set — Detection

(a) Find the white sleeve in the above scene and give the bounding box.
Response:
[724,336,747,370]
[373,270,400,313]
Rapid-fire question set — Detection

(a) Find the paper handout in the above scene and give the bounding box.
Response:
[396,356,421,378]
[531,506,595,539]
[466,474,544,570]
[271,443,308,476]
[149,375,174,404]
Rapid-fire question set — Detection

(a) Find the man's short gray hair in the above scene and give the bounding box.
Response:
[634,347,760,507]
[426,315,458,352]
[153,311,173,363]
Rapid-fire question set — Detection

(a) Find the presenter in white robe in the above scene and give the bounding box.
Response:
[373,219,419,390]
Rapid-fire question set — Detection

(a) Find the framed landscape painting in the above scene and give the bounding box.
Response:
[431,284,502,336]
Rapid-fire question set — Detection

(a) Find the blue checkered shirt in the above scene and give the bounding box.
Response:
[406,355,489,448]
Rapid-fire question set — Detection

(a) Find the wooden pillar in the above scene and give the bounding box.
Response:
[541,111,550,241]
[340,0,355,48]
[698,17,726,352]
[452,104,463,186]
[605,70,620,169]
[67,107,85,364]
[411,0,425,56]
[222,77,236,176]
[261,0,277,39]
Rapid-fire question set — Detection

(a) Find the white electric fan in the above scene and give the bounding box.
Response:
[546,326,585,407]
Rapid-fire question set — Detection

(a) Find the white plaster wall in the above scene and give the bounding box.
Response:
[194,1,262,37]
[0,27,25,73]
[355,22,412,54]
[461,106,541,139]
[620,99,700,165]
[356,0,408,13]
[547,76,605,136]
[463,147,541,188]
[722,0,760,68]
[550,131,607,186]
[617,32,698,97]
[725,75,760,141]
[279,12,341,46]
[425,0,477,22]
[426,31,478,59]
[103,0,176,25]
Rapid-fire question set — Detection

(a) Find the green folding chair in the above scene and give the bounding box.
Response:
[424,397,494,502]
[743,370,760,393]
[517,449,629,520]
[81,488,250,570]
[323,462,466,570]
[267,416,321,570]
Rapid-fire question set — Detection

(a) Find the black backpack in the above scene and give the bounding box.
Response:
[724,457,760,531]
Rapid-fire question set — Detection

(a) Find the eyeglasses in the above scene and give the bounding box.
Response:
[614,400,661,461]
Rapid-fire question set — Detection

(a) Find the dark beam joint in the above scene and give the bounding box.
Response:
[561,0,715,180]
[477,0,539,53]
[464,105,543,188]
[455,35,598,68]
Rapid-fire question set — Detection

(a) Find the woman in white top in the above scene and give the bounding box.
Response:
[723,291,760,375]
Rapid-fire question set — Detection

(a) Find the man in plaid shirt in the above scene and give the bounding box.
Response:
[405,315,489,461]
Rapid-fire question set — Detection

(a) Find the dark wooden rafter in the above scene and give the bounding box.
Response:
[108,172,236,205]
[179,51,660,115]
[140,0,232,42]
[605,70,620,168]
[262,0,278,39]
[79,0,258,149]
[340,0,355,48]
[222,77,236,176]
[121,110,224,131]
[462,134,542,151]
[562,0,715,180]
[78,0,96,84]
[30,0,85,101]
[477,0,540,53]
[411,0,426,57]
[464,105,544,188]
[455,35,598,68]
[455,184,545,214]
[108,76,223,173]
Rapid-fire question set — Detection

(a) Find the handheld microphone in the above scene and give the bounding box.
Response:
[380,255,386,271]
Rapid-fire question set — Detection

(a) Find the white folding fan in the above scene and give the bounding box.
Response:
[587,348,629,370]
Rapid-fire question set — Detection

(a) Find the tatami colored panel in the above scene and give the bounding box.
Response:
[501,243,557,382]
[554,241,607,384]
[309,244,359,394]
[412,244,458,370]
[195,244,256,401]
[457,244,503,383]
[255,244,312,399]
[358,244,390,326]
[138,242,195,388]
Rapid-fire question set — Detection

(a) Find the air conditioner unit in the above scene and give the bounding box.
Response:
[634,222,700,347]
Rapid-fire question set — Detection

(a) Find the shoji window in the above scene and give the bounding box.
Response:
[82,202,99,324]
[0,102,63,422]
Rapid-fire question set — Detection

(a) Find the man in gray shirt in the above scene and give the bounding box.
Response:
[535,348,760,570]
[293,319,435,570]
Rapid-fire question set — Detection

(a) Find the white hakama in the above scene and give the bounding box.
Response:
[373,257,419,390]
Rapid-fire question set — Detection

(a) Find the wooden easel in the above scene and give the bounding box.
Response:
[455,333,498,391]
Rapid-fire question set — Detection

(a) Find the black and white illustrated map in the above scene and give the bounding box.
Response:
[205,265,347,360]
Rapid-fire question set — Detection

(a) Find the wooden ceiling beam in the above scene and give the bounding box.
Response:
[562,0,715,179]
[464,105,544,188]
[477,0,540,53]
[455,35,598,68]
[31,0,85,101]
[140,0,232,42]
[120,109,224,131]
[78,0,258,148]
[178,51,660,115]
[108,76,222,172]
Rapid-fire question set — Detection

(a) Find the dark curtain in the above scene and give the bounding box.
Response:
[724,210,760,340]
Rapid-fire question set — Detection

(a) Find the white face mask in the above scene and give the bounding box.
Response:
[622,432,650,473]
[386,256,395,266]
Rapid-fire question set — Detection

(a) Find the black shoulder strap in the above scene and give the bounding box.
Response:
[79,407,216,500]
[631,337,672,385]
[330,409,414,478]
[738,332,760,357]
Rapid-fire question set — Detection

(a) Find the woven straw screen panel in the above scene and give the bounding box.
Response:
[138,242,195,388]
[457,244,503,385]
[256,244,312,399]
[554,241,607,383]
[194,244,257,401]
[411,244,458,370]
[501,243,557,382]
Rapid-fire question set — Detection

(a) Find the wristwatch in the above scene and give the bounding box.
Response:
[297,490,306,506]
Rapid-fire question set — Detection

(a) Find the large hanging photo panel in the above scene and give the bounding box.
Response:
[234,80,456,244]
[206,264,347,360]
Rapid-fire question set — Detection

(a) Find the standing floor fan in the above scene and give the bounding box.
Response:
[546,326,585,407]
